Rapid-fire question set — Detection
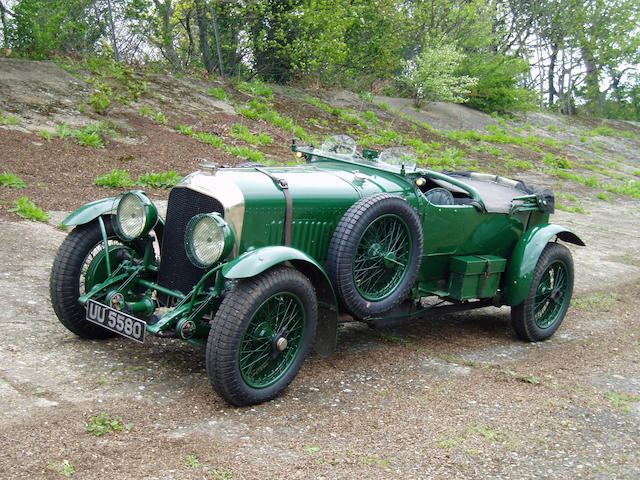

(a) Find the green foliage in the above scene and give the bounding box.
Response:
[605,392,640,413]
[238,100,310,141]
[543,153,573,169]
[597,193,611,201]
[397,43,477,107]
[208,87,228,101]
[136,171,183,189]
[225,145,265,163]
[1,172,28,189]
[48,459,75,477]
[194,132,225,148]
[175,124,195,136]
[607,180,640,198]
[9,196,50,222]
[0,114,18,125]
[86,412,131,436]
[138,106,168,125]
[460,54,536,114]
[89,89,111,114]
[55,122,114,148]
[38,129,54,141]
[236,80,273,98]
[230,124,272,145]
[95,169,135,188]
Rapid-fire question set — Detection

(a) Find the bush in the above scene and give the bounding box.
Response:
[460,54,537,114]
[396,43,477,107]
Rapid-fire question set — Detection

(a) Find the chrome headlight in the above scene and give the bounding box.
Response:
[185,213,235,268]
[113,191,158,241]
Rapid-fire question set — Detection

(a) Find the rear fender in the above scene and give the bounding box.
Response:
[504,224,585,306]
[222,246,338,356]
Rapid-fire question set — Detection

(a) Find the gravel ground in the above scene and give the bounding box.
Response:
[1,57,639,479]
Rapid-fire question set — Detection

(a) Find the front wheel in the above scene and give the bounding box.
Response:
[511,242,574,341]
[206,266,317,406]
[50,217,140,339]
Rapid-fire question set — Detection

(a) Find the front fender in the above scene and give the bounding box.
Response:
[504,224,585,306]
[61,196,165,242]
[62,197,119,226]
[222,246,339,357]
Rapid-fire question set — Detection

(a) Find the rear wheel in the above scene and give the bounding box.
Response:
[206,266,317,406]
[511,242,574,341]
[50,217,139,339]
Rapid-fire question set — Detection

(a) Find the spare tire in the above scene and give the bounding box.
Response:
[327,193,423,319]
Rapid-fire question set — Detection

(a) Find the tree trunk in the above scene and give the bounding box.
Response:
[105,0,120,61]
[211,3,224,77]
[547,42,558,108]
[152,0,182,71]
[195,0,215,74]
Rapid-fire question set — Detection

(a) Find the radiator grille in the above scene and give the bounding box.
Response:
[157,188,223,303]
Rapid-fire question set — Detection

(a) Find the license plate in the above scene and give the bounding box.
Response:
[86,299,146,343]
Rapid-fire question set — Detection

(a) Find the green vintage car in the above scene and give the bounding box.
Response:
[50,135,584,406]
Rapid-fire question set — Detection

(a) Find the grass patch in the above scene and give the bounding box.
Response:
[225,145,265,163]
[208,87,228,101]
[138,105,168,125]
[136,171,182,188]
[48,459,75,477]
[55,122,115,148]
[1,172,28,188]
[9,196,50,222]
[606,179,640,198]
[237,100,310,141]
[605,392,640,413]
[95,169,135,188]
[194,131,225,148]
[86,412,131,436]
[597,192,611,201]
[573,293,619,312]
[230,123,272,145]
[236,80,273,98]
[0,114,18,125]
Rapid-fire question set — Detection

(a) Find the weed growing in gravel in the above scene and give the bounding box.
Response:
[136,171,183,188]
[138,106,168,125]
[185,455,202,468]
[230,123,272,145]
[48,459,75,476]
[236,80,273,98]
[225,145,265,163]
[38,129,54,141]
[175,124,195,135]
[55,122,114,148]
[604,392,640,413]
[194,131,225,148]
[0,114,18,125]
[95,169,135,188]
[183,456,237,479]
[237,100,310,141]
[436,432,465,450]
[0,172,28,188]
[573,293,619,311]
[86,412,131,436]
[208,87,228,101]
[9,196,50,222]
[606,179,640,198]
[597,193,611,201]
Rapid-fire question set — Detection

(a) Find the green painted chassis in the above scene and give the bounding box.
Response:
[63,146,584,353]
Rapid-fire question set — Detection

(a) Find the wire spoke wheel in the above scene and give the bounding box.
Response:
[533,261,569,329]
[511,242,574,342]
[239,292,306,388]
[353,214,411,301]
[207,266,317,406]
[327,194,423,319]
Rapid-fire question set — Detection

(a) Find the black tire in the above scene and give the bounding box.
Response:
[50,217,139,339]
[511,242,574,341]
[326,193,423,319]
[206,266,317,406]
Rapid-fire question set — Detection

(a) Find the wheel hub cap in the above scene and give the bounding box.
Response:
[276,337,288,351]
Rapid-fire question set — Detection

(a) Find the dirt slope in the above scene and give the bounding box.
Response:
[0,57,639,479]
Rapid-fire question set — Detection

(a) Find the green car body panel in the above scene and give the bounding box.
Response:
[62,197,119,226]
